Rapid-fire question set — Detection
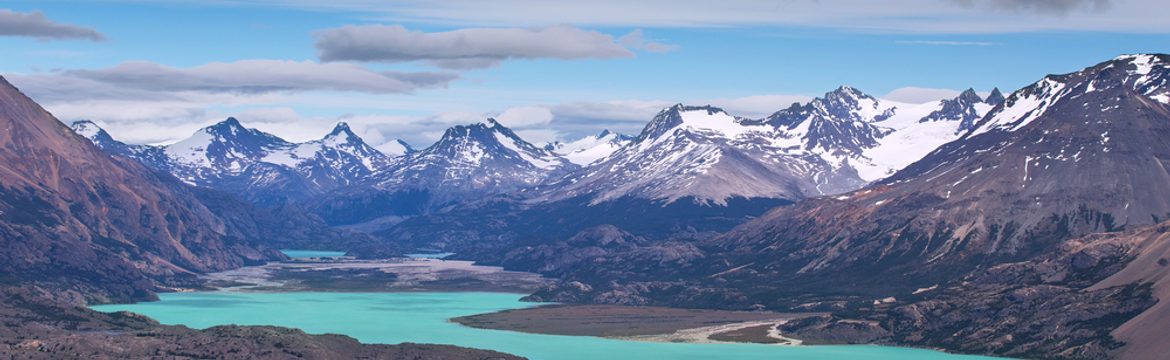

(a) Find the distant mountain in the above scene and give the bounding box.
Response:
[545,129,634,165]
[757,85,1002,182]
[526,54,1170,360]
[537,88,999,206]
[374,119,577,196]
[72,119,392,205]
[540,104,862,205]
[309,119,579,226]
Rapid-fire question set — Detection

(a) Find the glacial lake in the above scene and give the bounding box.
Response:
[93,291,1006,360]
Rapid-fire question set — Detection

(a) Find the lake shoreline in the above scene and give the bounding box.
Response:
[451,303,821,345]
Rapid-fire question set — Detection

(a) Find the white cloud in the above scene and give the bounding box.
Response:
[618,29,678,53]
[494,106,554,127]
[882,86,963,103]
[513,129,560,144]
[60,60,457,94]
[315,24,634,69]
[0,9,104,41]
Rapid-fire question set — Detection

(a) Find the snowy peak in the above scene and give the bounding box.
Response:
[75,116,397,203]
[970,53,1170,137]
[764,86,894,154]
[551,129,635,165]
[423,118,572,171]
[636,104,764,146]
[816,85,894,123]
[165,117,290,168]
[637,104,741,141]
[374,119,578,197]
[325,121,356,138]
[70,120,115,144]
[919,88,997,133]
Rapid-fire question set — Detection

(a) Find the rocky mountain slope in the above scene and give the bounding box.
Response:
[525,54,1170,360]
[0,75,291,302]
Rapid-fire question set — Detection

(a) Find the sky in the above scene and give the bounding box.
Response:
[0,0,1167,151]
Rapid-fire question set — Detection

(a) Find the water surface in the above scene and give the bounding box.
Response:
[94,291,1005,360]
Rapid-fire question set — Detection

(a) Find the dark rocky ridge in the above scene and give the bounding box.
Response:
[0,75,281,303]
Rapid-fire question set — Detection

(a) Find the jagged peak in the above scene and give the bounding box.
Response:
[638,104,732,141]
[957,88,983,103]
[70,120,114,142]
[397,139,416,153]
[323,121,362,142]
[436,118,527,147]
[986,87,1006,106]
[210,117,243,129]
[661,103,726,115]
[824,85,874,101]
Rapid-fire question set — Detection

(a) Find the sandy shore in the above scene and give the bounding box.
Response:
[201,257,552,293]
[620,320,803,345]
[453,304,820,344]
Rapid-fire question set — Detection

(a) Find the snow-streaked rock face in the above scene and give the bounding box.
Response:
[71,118,393,204]
[692,53,1170,308]
[760,86,1002,183]
[540,86,999,205]
[373,118,578,198]
[541,105,853,205]
[546,129,634,165]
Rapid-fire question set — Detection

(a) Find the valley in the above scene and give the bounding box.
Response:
[93,255,1007,360]
[1,29,1167,358]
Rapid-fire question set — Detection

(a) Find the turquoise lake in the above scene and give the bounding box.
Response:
[93,291,1006,360]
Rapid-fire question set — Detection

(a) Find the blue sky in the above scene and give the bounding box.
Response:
[1,0,1167,149]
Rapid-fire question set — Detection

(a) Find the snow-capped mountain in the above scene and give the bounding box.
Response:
[541,104,864,205]
[71,120,173,167]
[540,86,1000,205]
[759,86,1003,182]
[693,53,1170,316]
[374,118,578,197]
[545,129,634,165]
[71,118,393,204]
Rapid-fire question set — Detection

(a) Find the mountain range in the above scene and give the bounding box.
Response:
[50,52,1170,360]
[75,84,1002,229]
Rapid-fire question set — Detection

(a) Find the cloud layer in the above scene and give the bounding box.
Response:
[58,60,456,94]
[232,0,1161,33]
[0,9,104,41]
[315,25,634,69]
